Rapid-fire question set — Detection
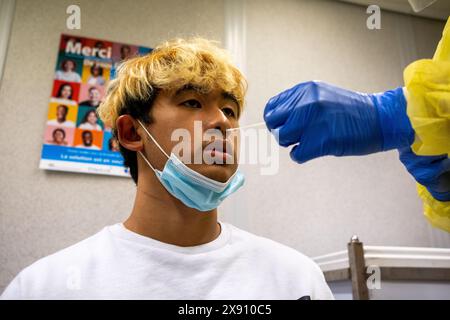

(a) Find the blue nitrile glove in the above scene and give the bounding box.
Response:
[399,147,450,202]
[263,81,415,163]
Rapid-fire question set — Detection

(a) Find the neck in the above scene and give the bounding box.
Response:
[123,169,220,247]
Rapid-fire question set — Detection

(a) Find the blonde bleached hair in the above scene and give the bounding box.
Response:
[97,37,247,130]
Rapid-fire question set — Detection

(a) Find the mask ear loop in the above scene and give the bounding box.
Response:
[137,120,170,158]
[138,150,157,172]
[136,120,170,172]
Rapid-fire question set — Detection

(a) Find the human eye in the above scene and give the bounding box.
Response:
[181,99,202,109]
[222,106,236,118]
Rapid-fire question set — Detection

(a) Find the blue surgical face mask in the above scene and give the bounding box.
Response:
[137,120,245,212]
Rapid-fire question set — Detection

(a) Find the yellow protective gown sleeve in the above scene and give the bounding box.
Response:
[403,17,450,232]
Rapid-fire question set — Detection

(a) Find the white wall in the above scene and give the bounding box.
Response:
[1,0,449,293]
[235,0,450,258]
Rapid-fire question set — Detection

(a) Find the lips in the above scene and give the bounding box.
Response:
[210,149,233,163]
[206,140,234,163]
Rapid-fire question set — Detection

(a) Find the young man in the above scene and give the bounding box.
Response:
[1,38,333,300]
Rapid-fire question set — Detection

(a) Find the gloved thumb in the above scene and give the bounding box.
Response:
[289,137,324,164]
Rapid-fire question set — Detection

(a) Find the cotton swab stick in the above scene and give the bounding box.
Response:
[226,121,266,132]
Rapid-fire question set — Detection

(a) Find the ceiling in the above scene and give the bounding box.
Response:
[336,0,450,20]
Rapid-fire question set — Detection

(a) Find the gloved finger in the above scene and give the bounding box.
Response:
[264,97,292,131]
[436,158,450,180]
[264,84,298,116]
[398,147,447,166]
[264,82,309,130]
[289,136,324,164]
[413,162,446,186]
[434,170,450,196]
[439,157,450,171]
[398,147,450,186]
[272,109,307,147]
[400,154,444,179]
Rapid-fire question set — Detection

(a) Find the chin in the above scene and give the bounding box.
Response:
[192,164,237,183]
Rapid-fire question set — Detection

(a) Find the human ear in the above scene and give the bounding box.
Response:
[116,115,143,152]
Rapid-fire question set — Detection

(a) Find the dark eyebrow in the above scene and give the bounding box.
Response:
[174,85,241,116]
[174,84,203,97]
[222,91,239,106]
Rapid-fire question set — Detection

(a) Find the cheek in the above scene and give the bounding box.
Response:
[226,130,240,152]
[166,124,197,158]
[151,103,196,150]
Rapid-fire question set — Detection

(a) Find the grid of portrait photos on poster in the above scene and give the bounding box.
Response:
[40,34,152,177]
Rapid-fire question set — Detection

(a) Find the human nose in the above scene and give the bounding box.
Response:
[202,107,231,136]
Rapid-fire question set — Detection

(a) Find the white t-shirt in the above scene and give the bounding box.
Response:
[0,222,333,300]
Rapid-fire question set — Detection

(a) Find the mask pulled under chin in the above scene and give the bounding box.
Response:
[137,120,245,211]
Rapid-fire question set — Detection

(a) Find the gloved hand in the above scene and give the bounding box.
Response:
[399,147,450,202]
[263,81,415,163]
